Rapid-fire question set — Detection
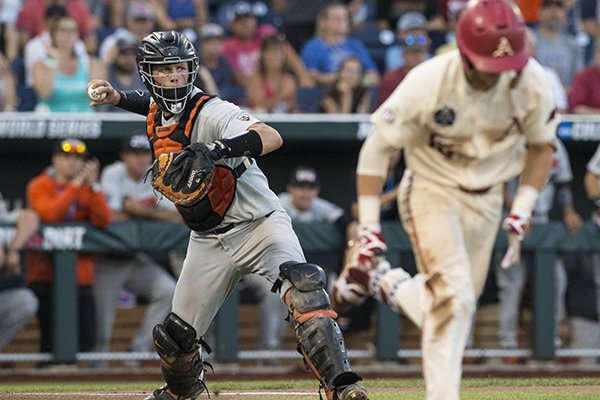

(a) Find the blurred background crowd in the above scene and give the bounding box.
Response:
[2,0,600,116]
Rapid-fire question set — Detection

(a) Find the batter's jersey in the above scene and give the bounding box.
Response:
[371,50,558,191]
[278,193,344,223]
[100,161,176,212]
[159,90,284,225]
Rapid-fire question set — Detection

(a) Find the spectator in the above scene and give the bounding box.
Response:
[31,14,103,113]
[526,27,568,113]
[570,144,600,364]
[320,56,371,114]
[494,139,582,363]
[0,204,39,354]
[377,24,429,107]
[99,1,156,65]
[23,5,88,91]
[281,0,337,52]
[300,2,380,87]
[246,34,298,113]
[375,0,441,31]
[0,52,16,112]
[16,0,96,55]
[198,23,238,95]
[0,0,22,62]
[96,34,144,112]
[150,0,207,40]
[515,0,543,26]
[223,1,313,87]
[385,11,430,72]
[25,139,111,359]
[569,40,600,114]
[93,133,176,368]
[533,0,584,88]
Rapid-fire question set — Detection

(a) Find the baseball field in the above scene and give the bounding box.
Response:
[1,377,599,400]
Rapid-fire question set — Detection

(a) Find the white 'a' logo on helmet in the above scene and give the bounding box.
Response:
[492,37,515,58]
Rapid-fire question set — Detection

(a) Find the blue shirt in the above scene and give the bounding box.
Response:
[300,36,378,74]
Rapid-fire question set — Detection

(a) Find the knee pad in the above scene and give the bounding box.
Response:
[275,262,361,393]
[275,261,336,325]
[153,312,209,397]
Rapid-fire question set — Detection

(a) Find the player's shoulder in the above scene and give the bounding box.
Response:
[101,161,126,178]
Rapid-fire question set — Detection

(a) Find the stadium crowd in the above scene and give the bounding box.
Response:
[0,0,599,370]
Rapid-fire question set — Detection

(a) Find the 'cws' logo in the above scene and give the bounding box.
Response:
[492,37,514,58]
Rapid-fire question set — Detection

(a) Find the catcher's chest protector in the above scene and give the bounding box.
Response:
[146,93,244,232]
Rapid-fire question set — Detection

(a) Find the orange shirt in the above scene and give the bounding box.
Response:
[25,170,111,286]
[515,0,541,24]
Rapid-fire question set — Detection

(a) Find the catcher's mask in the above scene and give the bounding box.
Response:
[456,0,529,73]
[137,31,199,114]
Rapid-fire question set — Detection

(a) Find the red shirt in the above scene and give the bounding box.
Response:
[25,170,111,286]
[568,66,600,111]
[376,65,410,108]
[16,0,93,38]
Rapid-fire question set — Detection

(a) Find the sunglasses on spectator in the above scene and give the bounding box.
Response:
[402,34,429,47]
[58,139,87,155]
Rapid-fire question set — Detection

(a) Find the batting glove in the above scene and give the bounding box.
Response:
[502,211,530,241]
[357,223,387,267]
[501,211,530,269]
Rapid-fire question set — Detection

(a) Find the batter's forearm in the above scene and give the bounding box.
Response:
[519,143,554,191]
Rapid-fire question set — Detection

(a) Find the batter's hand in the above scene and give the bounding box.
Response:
[86,79,121,107]
[357,223,387,267]
[501,211,530,269]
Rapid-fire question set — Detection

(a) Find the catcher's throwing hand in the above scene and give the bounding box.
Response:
[86,79,121,107]
[151,143,216,206]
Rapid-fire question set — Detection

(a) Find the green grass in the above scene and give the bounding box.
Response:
[0,377,598,399]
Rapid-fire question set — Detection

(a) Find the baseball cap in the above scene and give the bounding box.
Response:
[121,133,150,152]
[227,1,255,23]
[397,12,428,33]
[200,23,225,40]
[53,138,88,156]
[289,166,319,187]
[127,1,155,20]
[116,33,138,51]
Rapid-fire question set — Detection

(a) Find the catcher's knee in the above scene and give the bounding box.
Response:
[273,261,337,325]
[153,312,209,396]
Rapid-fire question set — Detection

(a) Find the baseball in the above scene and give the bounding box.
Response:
[88,86,106,101]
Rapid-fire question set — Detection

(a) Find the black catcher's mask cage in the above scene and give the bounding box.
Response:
[137,31,199,114]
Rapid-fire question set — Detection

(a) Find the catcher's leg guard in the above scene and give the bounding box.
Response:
[151,312,210,399]
[274,262,365,400]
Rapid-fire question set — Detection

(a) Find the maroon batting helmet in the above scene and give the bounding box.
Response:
[456,0,529,73]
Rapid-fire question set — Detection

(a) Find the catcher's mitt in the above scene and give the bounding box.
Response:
[151,143,215,206]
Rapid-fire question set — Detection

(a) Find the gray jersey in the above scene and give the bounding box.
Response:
[100,161,176,212]
[587,144,600,177]
[278,193,344,223]
[183,91,283,226]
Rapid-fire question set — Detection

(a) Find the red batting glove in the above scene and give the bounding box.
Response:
[357,224,387,267]
[502,211,530,241]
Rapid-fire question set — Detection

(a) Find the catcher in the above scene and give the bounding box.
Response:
[87,31,368,400]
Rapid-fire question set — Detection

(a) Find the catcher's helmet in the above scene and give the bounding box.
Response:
[456,0,529,73]
[137,31,199,114]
